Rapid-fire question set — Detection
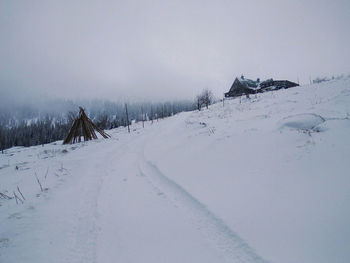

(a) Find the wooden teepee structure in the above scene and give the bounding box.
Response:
[63,107,110,144]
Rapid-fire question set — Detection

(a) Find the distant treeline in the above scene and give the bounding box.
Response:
[0,100,196,151]
[312,74,349,84]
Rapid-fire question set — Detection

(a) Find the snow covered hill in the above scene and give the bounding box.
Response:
[1,78,350,263]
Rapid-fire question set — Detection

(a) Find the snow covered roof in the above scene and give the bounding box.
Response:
[235,77,259,90]
[237,77,258,88]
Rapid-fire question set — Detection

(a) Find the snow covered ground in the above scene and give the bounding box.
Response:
[1,77,350,263]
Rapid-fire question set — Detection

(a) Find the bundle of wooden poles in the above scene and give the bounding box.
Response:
[63,107,110,144]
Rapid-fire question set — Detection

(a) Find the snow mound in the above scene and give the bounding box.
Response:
[279,113,325,131]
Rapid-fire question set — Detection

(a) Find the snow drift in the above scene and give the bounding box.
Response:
[279,113,325,131]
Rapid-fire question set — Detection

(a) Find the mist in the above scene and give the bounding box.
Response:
[1,0,350,107]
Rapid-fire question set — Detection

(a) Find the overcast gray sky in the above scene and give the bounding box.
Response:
[1,0,349,103]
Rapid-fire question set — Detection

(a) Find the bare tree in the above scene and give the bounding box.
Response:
[196,95,203,111]
[196,89,214,110]
[202,89,213,109]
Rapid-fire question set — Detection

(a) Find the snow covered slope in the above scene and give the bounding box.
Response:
[1,78,350,263]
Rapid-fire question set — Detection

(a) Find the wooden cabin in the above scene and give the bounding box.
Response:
[225,76,299,98]
[224,77,259,97]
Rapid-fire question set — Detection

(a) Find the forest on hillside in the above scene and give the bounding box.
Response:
[0,99,196,151]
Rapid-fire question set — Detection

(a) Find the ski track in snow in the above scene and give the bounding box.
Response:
[138,157,268,263]
[64,141,132,263]
[63,163,103,263]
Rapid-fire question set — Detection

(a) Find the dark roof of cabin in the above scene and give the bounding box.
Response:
[237,77,258,88]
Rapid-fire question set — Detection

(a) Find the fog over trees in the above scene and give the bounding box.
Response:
[0,99,196,151]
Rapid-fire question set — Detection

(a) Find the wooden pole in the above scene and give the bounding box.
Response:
[125,103,130,133]
[151,106,154,124]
